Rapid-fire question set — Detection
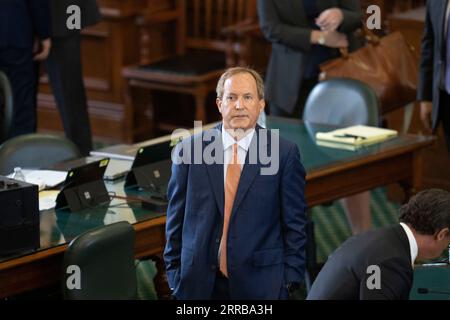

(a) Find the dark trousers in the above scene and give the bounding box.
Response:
[211,271,230,300]
[0,47,36,138]
[269,78,318,119]
[45,34,92,156]
[440,91,450,152]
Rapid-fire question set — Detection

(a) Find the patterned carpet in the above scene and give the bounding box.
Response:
[313,187,400,263]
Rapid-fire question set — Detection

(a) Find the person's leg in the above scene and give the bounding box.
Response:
[46,34,93,156]
[340,191,372,235]
[0,47,36,138]
[295,78,318,119]
[440,92,450,152]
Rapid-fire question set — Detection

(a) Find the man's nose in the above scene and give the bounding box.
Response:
[235,97,243,109]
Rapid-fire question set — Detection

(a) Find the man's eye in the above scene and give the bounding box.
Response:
[244,95,253,101]
[227,96,235,101]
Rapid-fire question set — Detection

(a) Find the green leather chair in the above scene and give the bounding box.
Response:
[301,78,381,293]
[0,133,81,175]
[303,78,380,127]
[62,221,138,300]
[0,71,14,143]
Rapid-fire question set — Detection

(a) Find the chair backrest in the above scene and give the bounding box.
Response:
[62,221,137,300]
[0,71,14,143]
[303,78,381,127]
[0,133,81,175]
[137,0,257,65]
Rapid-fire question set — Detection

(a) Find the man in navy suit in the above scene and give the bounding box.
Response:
[418,0,450,151]
[164,67,307,299]
[0,0,51,138]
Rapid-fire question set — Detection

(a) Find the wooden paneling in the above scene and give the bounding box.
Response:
[387,6,450,192]
[37,0,173,143]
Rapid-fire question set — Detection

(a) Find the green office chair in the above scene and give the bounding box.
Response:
[303,78,380,127]
[62,221,138,300]
[0,133,81,175]
[0,71,14,143]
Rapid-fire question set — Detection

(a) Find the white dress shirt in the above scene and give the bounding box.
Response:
[399,222,418,267]
[221,125,255,186]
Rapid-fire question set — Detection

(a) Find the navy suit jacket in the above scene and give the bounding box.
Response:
[0,0,51,48]
[417,0,449,131]
[164,125,307,299]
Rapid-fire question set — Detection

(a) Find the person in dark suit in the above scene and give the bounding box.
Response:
[257,1,369,236]
[257,0,362,118]
[45,0,101,156]
[0,0,51,138]
[418,0,450,151]
[307,189,450,300]
[164,67,307,299]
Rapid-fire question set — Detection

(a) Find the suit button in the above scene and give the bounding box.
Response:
[211,265,217,271]
[438,60,443,65]
[215,238,220,243]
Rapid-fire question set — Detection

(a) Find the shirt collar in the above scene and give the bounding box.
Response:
[221,124,255,151]
[399,222,418,267]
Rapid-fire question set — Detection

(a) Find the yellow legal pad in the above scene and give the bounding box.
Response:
[316,125,398,148]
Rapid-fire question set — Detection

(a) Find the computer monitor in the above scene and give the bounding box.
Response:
[124,140,172,201]
[55,158,110,212]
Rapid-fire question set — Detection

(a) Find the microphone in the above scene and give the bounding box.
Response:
[418,288,450,295]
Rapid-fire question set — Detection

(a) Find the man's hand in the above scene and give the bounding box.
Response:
[324,30,348,48]
[316,8,344,32]
[311,30,348,48]
[420,101,433,133]
[33,38,52,61]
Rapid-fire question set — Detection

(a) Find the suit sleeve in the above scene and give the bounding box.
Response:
[257,0,313,53]
[359,258,413,300]
[417,2,434,102]
[27,0,51,40]
[337,0,363,33]
[163,143,189,290]
[281,144,307,283]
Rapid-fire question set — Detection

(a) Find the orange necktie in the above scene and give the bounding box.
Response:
[219,143,241,277]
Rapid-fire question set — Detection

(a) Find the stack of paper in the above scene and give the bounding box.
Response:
[8,169,67,191]
[316,125,398,148]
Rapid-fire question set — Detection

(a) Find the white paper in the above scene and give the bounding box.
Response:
[9,169,67,190]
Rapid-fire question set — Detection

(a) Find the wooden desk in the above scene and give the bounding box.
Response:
[0,118,435,298]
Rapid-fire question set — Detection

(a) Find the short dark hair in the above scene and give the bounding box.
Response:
[399,189,450,235]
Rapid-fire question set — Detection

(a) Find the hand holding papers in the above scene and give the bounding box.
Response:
[316,125,398,149]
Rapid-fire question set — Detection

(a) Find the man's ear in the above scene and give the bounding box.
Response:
[259,99,265,113]
[216,98,222,113]
[435,228,449,241]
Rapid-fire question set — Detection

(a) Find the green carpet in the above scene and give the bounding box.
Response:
[313,187,400,263]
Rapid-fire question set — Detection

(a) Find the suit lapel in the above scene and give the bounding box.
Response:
[205,125,224,217]
[231,127,268,216]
